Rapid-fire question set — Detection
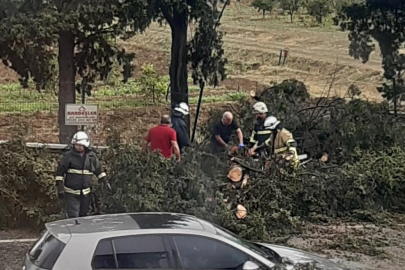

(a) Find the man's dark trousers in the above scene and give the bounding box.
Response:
[65,193,91,218]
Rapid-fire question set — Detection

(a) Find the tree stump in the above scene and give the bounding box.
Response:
[228,166,243,183]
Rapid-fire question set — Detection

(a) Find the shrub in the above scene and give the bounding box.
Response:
[138,64,169,104]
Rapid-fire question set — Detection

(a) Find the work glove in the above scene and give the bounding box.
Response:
[238,143,245,149]
[100,178,113,194]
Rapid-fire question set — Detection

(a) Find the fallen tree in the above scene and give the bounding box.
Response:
[1,80,404,248]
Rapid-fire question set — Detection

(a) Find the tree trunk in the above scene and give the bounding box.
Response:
[290,12,293,23]
[58,31,77,143]
[393,78,398,117]
[169,12,190,134]
[263,10,265,19]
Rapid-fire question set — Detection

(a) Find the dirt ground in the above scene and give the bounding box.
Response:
[1,216,404,270]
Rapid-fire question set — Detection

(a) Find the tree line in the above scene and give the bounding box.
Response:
[251,0,362,23]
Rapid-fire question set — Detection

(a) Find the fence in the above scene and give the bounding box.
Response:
[0,99,172,145]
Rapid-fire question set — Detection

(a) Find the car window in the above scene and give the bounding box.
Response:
[93,239,116,269]
[213,225,270,258]
[93,235,171,269]
[172,235,249,270]
[29,231,66,270]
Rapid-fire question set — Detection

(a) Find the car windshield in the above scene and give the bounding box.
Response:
[213,224,270,259]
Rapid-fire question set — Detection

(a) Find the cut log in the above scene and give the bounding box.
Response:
[227,166,243,182]
[236,204,247,219]
[320,153,329,162]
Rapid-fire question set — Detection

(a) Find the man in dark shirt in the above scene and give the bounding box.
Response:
[211,111,244,153]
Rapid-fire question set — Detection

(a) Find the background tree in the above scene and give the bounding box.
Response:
[280,0,303,23]
[251,0,276,18]
[307,0,332,24]
[147,0,228,132]
[0,0,150,143]
[337,0,405,115]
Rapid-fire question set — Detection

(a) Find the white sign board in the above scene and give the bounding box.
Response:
[65,104,98,126]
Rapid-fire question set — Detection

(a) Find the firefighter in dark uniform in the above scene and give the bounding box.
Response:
[248,102,272,157]
[55,131,111,218]
[171,102,191,153]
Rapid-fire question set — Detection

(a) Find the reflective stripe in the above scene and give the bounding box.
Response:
[250,131,257,143]
[64,187,91,195]
[67,169,93,175]
[257,130,272,135]
[98,172,106,179]
[275,147,288,154]
[55,176,64,181]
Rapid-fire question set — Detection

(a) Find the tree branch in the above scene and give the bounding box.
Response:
[160,4,174,28]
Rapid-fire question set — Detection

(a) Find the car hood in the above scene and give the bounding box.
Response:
[258,243,344,270]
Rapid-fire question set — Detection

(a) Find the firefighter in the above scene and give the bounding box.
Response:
[248,102,271,157]
[171,102,191,153]
[251,116,299,166]
[55,131,111,218]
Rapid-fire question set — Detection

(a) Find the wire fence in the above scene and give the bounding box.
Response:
[0,99,173,145]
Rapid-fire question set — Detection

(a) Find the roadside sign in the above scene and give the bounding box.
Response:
[65,104,98,126]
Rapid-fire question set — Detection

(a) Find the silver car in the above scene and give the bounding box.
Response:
[24,212,343,270]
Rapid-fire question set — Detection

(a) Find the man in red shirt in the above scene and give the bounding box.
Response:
[143,115,181,162]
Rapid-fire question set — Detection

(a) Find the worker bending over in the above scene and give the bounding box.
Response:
[211,111,244,153]
[250,116,299,166]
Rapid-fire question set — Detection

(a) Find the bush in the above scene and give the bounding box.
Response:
[138,64,169,104]
[0,141,61,228]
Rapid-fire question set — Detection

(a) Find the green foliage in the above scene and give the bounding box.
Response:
[336,0,405,114]
[307,0,332,24]
[0,140,60,228]
[0,0,151,91]
[251,0,276,18]
[280,0,304,22]
[138,64,169,104]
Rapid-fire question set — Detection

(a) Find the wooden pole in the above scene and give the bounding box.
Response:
[191,81,205,143]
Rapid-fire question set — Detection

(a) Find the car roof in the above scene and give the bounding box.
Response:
[46,212,218,240]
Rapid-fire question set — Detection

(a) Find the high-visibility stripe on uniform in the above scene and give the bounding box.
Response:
[274,147,289,154]
[286,139,296,145]
[64,187,91,195]
[250,131,257,143]
[67,169,93,175]
[55,176,64,181]
[97,172,106,179]
[257,130,272,135]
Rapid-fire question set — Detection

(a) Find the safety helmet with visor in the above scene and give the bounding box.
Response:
[264,116,280,130]
[252,102,268,114]
[71,131,90,148]
[174,102,189,116]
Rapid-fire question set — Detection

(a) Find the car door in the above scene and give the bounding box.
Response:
[168,235,267,270]
[92,234,176,270]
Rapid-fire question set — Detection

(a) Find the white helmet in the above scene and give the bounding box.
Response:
[264,116,280,130]
[174,102,189,116]
[71,131,90,148]
[253,102,268,114]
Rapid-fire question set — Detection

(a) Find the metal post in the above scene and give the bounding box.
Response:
[81,81,86,131]
[191,81,205,143]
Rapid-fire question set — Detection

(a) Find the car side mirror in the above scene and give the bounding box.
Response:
[243,261,260,270]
